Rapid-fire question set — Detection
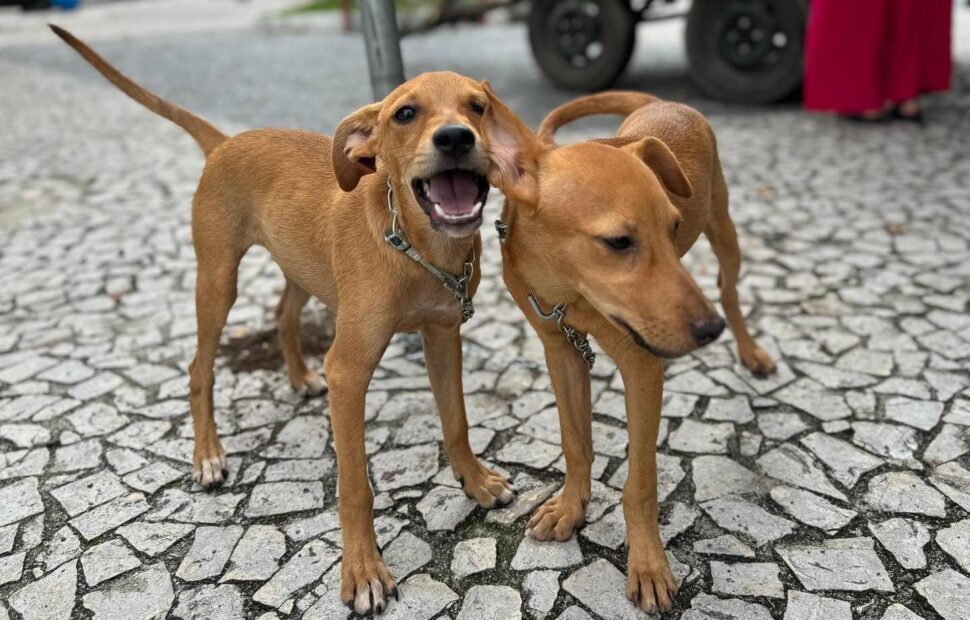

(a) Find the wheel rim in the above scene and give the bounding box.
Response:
[546,0,605,68]
[717,0,788,71]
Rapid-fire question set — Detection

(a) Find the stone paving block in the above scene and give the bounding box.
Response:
[778,538,893,592]
[914,569,970,620]
[451,537,496,578]
[176,525,244,582]
[710,561,784,598]
[81,562,174,620]
[80,538,141,586]
[783,591,851,620]
[456,585,521,620]
[8,560,77,620]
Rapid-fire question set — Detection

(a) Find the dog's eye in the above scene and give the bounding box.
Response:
[470,102,485,115]
[602,236,635,252]
[394,106,417,123]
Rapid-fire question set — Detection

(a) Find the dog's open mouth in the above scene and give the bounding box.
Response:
[411,170,489,230]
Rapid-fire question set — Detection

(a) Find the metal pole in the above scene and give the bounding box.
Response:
[358,0,406,100]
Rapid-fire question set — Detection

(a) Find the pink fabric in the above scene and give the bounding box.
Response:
[804,0,953,114]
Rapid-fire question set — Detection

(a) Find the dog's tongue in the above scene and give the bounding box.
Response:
[427,171,479,215]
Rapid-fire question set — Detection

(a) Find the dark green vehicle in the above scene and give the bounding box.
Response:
[528,0,809,103]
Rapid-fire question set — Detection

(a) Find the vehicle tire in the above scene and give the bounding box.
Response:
[686,0,808,103]
[529,0,637,92]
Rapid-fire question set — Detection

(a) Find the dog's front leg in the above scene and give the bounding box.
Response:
[326,318,397,615]
[613,350,678,614]
[421,324,514,507]
[527,331,593,541]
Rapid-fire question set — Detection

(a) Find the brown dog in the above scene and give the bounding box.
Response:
[482,91,776,613]
[53,26,515,615]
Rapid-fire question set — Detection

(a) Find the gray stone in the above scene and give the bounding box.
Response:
[244,481,324,517]
[692,455,758,502]
[81,562,174,620]
[681,593,772,620]
[51,470,127,517]
[383,531,432,580]
[851,422,922,469]
[562,559,650,620]
[703,396,754,423]
[456,585,522,620]
[0,423,51,448]
[81,539,141,586]
[122,462,183,494]
[511,535,583,570]
[885,397,944,431]
[692,534,754,558]
[783,591,852,620]
[416,486,477,531]
[50,439,102,473]
[581,505,625,550]
[770,485,856,532]
[868,518,931,569]
[495,435,561,468]
[370,444,440,491]
[555,607,594,620]
[523,570,559,619]
[253,540,339,609]
[283,510,340,542]
[923,423,970,465]
[914,569,970,620]
[0,477,43,527]
[486,473,558,526]
[0,523,16,555]
[864,472,946,517]
[262,458,333,481]
[668,419,734,454]
[777,537,893,592]
[176,525,244,581]
[935,518,970,573]
[381,573,458,620]
[39,526,82,572]
[117,521,195,557]
[0,551,25,586]
[451,537,496,578]
[220,525,285,582]
[173,584,244,620]
[758,444,846,501]
[931,462,970,512]
[701,495,796,547]
[69,493,150,540]
[800,432,884,488]
[9,560,77,620]
[880,604,925,620]
[710,561,784,598]
[758,412,809,441]
[260,416,328,459]
[147,490,245,524]
[773,378,851,421]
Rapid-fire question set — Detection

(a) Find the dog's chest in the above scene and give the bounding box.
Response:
[401,284,464,329]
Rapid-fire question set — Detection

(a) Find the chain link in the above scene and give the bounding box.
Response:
[527,292,596,369]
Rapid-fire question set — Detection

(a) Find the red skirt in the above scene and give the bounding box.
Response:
[804,0,953,113]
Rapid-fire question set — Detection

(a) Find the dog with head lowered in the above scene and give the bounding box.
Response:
[483,91,777,613]
[51,26,526,615]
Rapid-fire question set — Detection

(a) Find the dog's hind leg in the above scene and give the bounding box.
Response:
[705,169,776,375]
[189,245,244,488]
[421,324,513,508]
[275,278,326,396]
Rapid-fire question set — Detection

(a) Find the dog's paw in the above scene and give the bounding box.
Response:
[292,369,328,397]
[193,442,228,489]
[527,493,587,541]
[341,549,397,616]
[626,549,679,614]
[740,345,776,376]
[456,462,514,509]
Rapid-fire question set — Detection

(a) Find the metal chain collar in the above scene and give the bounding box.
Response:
[384,179,475,322]
[497,218,595,368]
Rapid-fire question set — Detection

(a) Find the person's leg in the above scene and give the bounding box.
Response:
[803,0,888,115]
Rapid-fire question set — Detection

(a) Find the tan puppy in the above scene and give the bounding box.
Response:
[482,91,776,613]
[53,26,515,615]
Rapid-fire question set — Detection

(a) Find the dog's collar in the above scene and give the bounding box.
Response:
[384,178,475,323]
[497,218,595,368]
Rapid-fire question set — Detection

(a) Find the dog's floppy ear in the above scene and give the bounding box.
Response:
[480,81,547,205]
[332,102,382,192]
[623,137,693,199]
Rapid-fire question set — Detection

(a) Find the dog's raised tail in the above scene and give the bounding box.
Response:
[50,24,227,156]
[537,91,659,144]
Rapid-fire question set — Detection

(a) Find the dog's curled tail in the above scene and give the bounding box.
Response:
[537,91,659,144]
[50,24,227,156]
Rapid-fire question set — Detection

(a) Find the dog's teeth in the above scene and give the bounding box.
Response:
[433,203,446,218]
[423,180,431,193]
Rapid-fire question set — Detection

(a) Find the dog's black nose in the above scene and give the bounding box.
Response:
[691,316,725,346]
[433,125,475,158]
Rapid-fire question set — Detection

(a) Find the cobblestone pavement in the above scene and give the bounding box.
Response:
[2,7,970,620]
